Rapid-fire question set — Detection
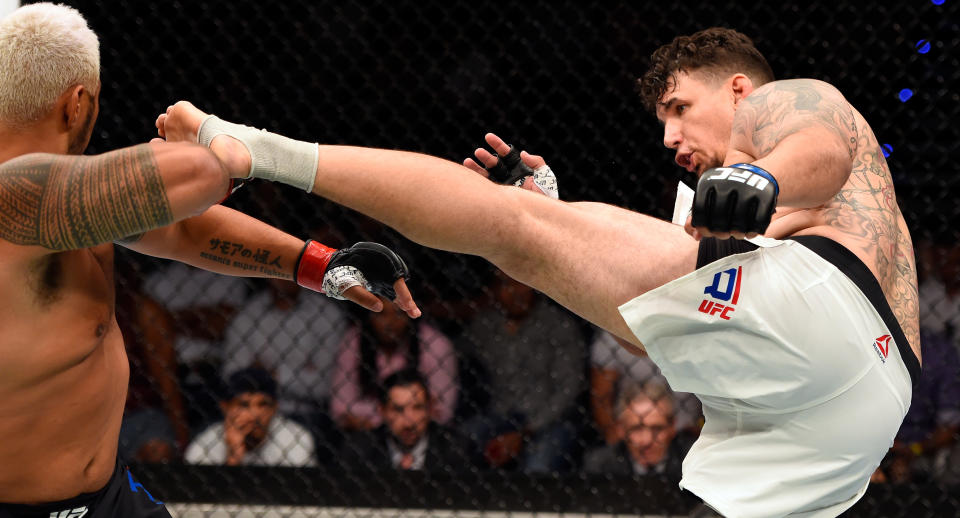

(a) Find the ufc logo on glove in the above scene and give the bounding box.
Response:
[692,163,780,235]
[705,166,771,191]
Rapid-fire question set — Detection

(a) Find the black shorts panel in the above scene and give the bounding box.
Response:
[0,458,170,518]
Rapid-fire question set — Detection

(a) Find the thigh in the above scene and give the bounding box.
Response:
[500,201,699,348]
[682,365,905,517]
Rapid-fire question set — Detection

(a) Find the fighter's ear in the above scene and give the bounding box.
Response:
[59,84,86,130]
[731,74,754,106]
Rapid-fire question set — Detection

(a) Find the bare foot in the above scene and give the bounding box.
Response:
[156,101,203,141]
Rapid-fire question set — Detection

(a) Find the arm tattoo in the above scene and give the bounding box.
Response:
[735,79,920,352]
[0,145,173,250]
[733,79,858,159]
[825,118,921,352]
[116,232,146,244]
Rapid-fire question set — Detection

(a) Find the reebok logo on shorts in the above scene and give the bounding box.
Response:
[698,266,742,320]
[873,334,891,363]
[49,507,88,518]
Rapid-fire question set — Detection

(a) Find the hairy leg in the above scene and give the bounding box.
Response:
[309,146,698,345]
[158,102,699,347]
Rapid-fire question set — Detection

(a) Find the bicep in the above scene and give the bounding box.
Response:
[729,80,856,207]
[491,192,698,348]
[0,142,227,259]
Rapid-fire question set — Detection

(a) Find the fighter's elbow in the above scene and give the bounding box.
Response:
[155,143,231,217]
[188,145,232,202]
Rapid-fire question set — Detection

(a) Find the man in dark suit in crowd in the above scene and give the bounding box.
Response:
[584,379,685,478]
[345,369,475,472]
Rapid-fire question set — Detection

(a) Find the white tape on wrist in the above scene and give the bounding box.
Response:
[322,265,368,300]
[197,115,319,192]
[532,165,559,199]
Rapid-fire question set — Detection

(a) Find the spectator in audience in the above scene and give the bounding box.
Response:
[918,240,960,349]
[873,329,960,485]
[332,297,458,431]
[458,270,586,473]
[185,367,316,466]
[584,379,684,478]
[590,330,702,445]
[345,369,475,472]
[143,260,252,429]
[116,255,190,462]
[220,276,347,457]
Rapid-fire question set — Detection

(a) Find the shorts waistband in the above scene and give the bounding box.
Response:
[0,457,123,516]
[789,235,921,386]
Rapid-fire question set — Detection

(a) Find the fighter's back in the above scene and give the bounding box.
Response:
[749,79,921,362]
[0,240,128,503]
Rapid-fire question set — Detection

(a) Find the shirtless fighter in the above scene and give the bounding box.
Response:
[0,4,417,517]
[159,27,920,517]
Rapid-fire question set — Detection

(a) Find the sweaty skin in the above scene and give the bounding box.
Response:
[0,141,418,503]
[0,144,224,503]
[728,79,921,362]
[660,73,919,362]
[157,77,920,366]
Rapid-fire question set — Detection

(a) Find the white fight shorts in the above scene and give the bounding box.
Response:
[618,235,919,518]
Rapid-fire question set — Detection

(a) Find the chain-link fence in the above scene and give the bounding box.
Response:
[25,0,960,515]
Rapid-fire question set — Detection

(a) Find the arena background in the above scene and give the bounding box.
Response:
[7,0,959,516]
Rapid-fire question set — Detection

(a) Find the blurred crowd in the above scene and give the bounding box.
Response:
[114,224,960,487]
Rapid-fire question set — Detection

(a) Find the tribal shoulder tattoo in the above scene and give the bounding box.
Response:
[0,144,173,250]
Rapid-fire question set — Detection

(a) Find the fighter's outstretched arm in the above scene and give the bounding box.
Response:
[120,204,304,280]
[158,102,697,345]
[0,142,231,262]
[121,202,419,317]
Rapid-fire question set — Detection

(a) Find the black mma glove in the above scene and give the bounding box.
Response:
[295,241,410,300]
[691,163,779,235]
[485,143,560,199]
[486,145,534,187]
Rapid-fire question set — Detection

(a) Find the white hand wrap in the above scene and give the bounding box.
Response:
[531,165,559,199]
[321,265,368,300]
[197,115,319,192]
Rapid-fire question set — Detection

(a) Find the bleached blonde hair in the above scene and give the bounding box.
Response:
[0,3,100,126]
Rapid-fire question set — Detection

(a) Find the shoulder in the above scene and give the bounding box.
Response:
[426,424,475,465]
[534,302,584,339]
[185,422,226,463]
[733,78,858,157]
[429,423,469,446]
[337,326,362,350]
[271,415,312,441]
[744,79,851,113]
[418,322,453,350]
[342,428,389,461]
[583,444,626,473]
[0,152,59,173]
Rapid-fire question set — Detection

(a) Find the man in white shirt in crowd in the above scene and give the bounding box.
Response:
[185,367,316,467]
